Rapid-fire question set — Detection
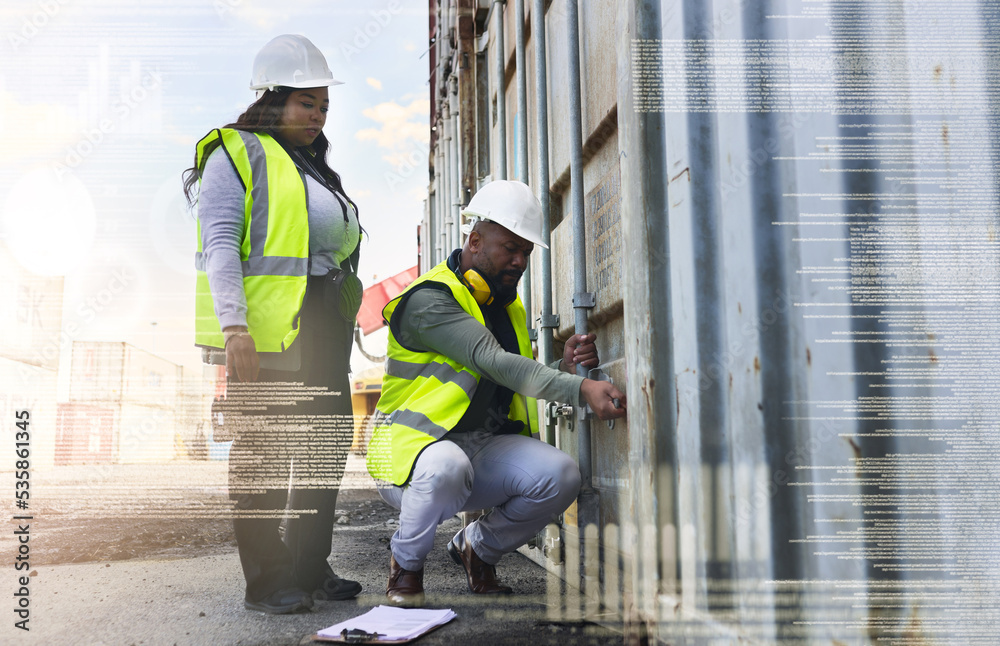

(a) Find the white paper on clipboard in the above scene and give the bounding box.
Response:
[316,605,456,642]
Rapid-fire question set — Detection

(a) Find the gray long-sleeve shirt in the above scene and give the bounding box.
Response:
[394,287,584,415]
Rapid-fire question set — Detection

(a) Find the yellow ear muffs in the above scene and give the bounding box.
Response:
[460,268,494,306]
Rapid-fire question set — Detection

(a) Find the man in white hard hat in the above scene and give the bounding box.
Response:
[366,179,627,606]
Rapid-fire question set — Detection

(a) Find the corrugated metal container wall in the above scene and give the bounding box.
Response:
[120,344,181,411]
[68,342,180,463]
[428,0,1000,642]
[55,403,115,465]
[621,0,1000,642]
[69,342,127,402]
[539,0,634,561]
[69,342,180,410]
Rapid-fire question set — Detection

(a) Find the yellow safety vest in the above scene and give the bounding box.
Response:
[366,261,539,485]
[193,128,310,353]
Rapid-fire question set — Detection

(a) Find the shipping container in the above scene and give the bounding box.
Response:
[425,0,1000,642]
[69,341,182,408]
[68,341,182,463]
[55,402,114,465]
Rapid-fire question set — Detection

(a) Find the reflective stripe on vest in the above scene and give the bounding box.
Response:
[193,129,309,352]
[365,261,539,486]
[384,358,479,398]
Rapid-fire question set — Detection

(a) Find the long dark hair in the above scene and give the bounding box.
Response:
[182,88,356,219]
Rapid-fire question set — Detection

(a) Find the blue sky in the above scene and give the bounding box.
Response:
[0,0,429,372]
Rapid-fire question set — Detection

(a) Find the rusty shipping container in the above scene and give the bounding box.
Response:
[55,402,115,465]
[425,0,1000,643]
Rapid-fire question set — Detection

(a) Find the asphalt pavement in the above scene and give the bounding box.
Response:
[8,455,625,646]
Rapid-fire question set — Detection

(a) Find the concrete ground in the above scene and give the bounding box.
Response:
[6,455,624,645]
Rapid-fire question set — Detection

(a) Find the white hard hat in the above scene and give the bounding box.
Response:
[249,34,343,92]
[461,180,549,249]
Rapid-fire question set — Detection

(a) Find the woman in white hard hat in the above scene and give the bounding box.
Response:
[183,34,363,614]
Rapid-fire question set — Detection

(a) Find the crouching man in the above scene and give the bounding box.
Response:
[366,180,627,605]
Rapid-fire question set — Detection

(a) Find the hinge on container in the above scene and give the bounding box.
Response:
[545,400,575,432]
[573,292,596,308]
[544,531,563,564]
[537,314,560,329]
[584,367,617,430]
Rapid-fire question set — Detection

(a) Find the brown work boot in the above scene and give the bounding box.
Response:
[386,554,424,607]
[447,528,513,594]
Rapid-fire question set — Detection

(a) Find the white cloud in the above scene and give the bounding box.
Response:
[355,98,429,159]
[366,77,383,91]
[381,149,428,168]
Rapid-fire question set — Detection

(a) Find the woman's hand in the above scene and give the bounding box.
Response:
[224,327,260,382]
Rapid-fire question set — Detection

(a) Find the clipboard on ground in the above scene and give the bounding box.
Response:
[308,605,456,644]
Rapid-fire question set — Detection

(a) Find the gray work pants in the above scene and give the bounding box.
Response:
[377,430,581,570]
